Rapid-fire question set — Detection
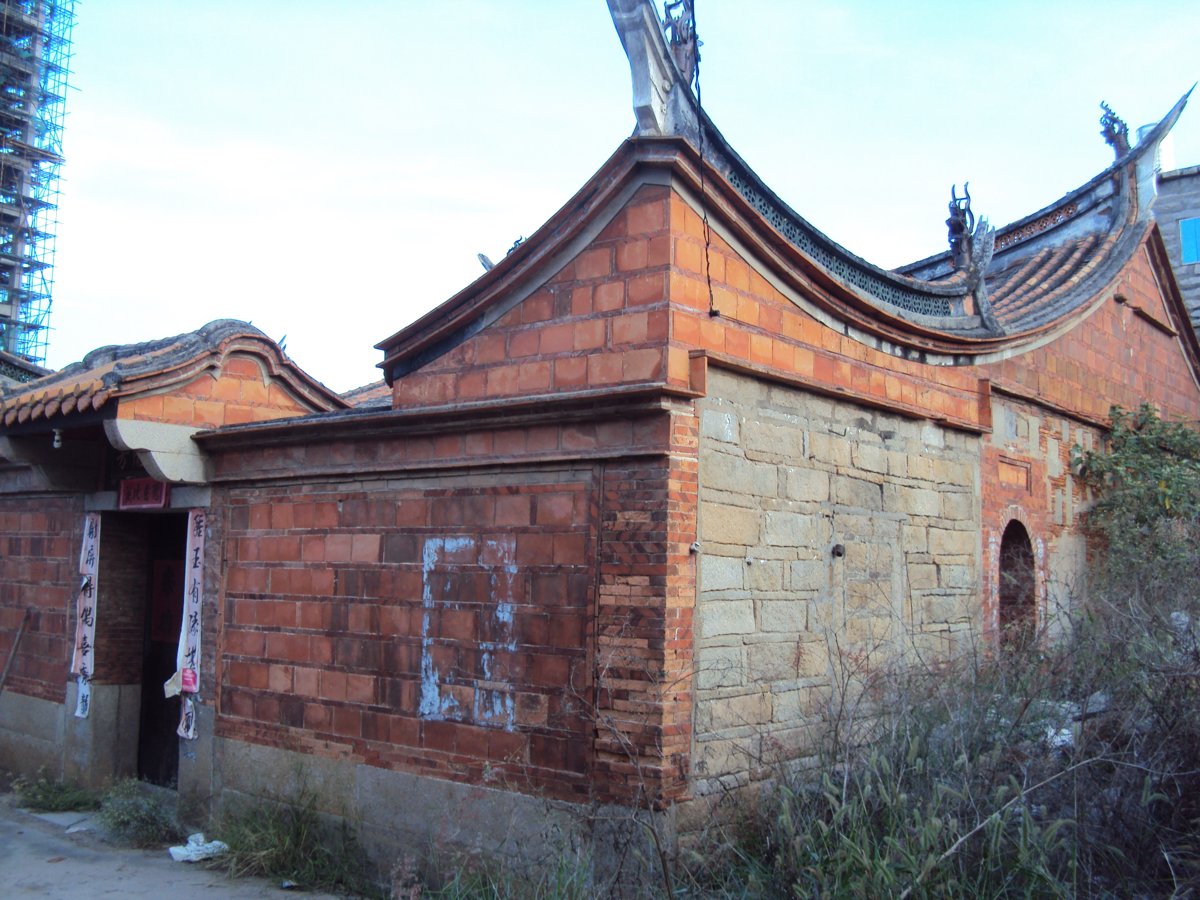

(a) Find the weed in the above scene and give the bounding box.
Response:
[12,769,100,812]
[214,785,381,898]
[424,851,592,899]
[97,779,183,847]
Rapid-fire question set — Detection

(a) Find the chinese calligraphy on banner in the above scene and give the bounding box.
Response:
[175,508,205,739]
[71,512,101,718]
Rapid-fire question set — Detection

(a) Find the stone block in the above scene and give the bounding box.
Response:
[701,409,739,444]
[902,524,928,552]
[783,467,830,502]
[794,640,830,678]
[748,559,784,592]
[744,419,805,460]
[853,443,889,474]
[696,646,744,689]
[929,527,976,557]
[1046,437,1062,477]
[701,554,743,592]
[907,453,936,481]
[939,564,975,589]
[692,735,755,778]
[885,485,941,517]
[886,450,909,477]
[919,595,970,625]
[701,690,773,731]
[809,432,852,467]
[941,491,974,521]
[834,476,882,510]
[844,615,895,645]
[760,599,806,633]
[702,451,776,496]
[908,563,938,590]
[921,423,945,448]
[931,459,972,487]
[701,599,755,637]
[748,641,800,682]
[789,559,827,591]
[702,504,759,546]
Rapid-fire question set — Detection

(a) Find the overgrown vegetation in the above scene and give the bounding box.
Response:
[97,779,184,847]
[420,854,592,899]
[678,403,1200,897]
[213,783,381,898]
[1073,402,1200,588]
[12,769,100,812]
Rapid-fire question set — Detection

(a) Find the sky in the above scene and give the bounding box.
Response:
[45,1,1200,393]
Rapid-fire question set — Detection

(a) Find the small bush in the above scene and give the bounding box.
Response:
[97,779,183,847]
[12,769,100,812]
[214,785,380,898]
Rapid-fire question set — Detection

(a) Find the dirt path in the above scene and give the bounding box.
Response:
[0,794,344,898]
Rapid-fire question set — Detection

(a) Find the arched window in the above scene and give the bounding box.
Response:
[998,520,1036,650]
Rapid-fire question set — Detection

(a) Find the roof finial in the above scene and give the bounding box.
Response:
[947,183,975,270]
[663,0,698,86]
[607,0,698,137]
[1099,101,1130,158]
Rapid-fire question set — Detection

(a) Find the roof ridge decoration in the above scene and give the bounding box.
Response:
[1100,101,1131,158]
[609,0,990,330]
[607,1,1192,341]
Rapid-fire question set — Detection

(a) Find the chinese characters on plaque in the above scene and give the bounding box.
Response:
[71,513,101,718]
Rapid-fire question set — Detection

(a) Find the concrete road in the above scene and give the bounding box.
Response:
[0,794,345,898]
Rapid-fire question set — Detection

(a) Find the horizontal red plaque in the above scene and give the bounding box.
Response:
[118,477,170,510]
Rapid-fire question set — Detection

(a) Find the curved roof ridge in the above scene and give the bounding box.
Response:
[900,87,1193,276]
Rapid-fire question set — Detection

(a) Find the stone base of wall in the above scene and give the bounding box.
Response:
[210,737,673,891]
[64,681,141,789]
[0,689,65,779]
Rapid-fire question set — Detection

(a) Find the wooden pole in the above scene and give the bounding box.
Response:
[0,607,31,697]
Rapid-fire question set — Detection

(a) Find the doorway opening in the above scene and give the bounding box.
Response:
[998,520,1036,651]
[97,511,188,787]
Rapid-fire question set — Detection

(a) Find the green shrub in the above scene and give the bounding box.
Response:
[12,769,100,812]
[97,779,183,847]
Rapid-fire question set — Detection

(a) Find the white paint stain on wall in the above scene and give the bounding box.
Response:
[418,533,520,730]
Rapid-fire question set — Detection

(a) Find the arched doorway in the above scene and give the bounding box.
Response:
[998,520,1036,650]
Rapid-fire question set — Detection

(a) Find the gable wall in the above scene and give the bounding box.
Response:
[979,246,1200,422]
[118,353,314,427]
[391,184,680,409]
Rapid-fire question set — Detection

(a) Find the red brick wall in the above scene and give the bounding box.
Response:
[0,495,82,703]
[119,352,314,427]
[92,515,149,686]
[218,469,601,802]
[392,184,674,408]
[979,246,1200,422]
[592,409,697,807]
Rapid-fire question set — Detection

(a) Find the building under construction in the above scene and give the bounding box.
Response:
[0,0,72,366]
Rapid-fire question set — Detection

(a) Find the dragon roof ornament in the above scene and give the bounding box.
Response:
[607,1,1192,342]
[1100,101,1130,158]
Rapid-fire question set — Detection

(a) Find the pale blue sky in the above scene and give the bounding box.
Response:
[47,1,1200,391]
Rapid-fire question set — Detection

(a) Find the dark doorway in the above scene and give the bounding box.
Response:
[138,512,188,787]
[998,520,1036,651]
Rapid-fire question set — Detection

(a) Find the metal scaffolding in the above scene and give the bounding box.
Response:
[0,0,73,365]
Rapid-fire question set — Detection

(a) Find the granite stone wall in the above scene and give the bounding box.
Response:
[691,368,982,795]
